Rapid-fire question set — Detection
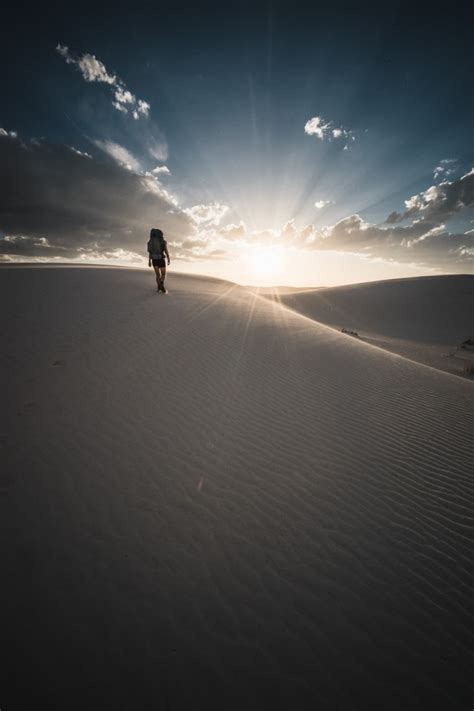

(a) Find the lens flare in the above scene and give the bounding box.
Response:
[249,246,284,281]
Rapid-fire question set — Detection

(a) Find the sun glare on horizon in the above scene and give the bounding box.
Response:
[248,246,285,283]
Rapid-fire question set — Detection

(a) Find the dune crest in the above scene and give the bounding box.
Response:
[260,274,474,376]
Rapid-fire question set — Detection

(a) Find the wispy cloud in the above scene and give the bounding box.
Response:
[433,158,458,181]
[184,202,229,226]
[0,132,193,262]
[218,221,246,239]
[56,44,150,119]
[70,146,92,159]
[94,139,141,171]
[304,115,354,146]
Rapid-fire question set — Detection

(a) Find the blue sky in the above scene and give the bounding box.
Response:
[1,1,473,284]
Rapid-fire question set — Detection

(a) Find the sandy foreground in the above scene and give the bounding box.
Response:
[1,266,473,710]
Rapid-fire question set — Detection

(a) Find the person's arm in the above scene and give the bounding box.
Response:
[147,240,151,267]
[164,245,170,265]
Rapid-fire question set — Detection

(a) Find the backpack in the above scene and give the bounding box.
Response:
[148,230,166,258]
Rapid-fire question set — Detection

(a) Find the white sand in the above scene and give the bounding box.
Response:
[260,274,474,376]
[1,266,473,709]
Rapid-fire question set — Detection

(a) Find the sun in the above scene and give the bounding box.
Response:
[249,246,284,282]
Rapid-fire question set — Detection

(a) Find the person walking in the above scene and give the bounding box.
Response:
[147,228,170,293]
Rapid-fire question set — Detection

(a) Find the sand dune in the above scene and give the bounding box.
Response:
[1,266,473,710]
[260,275,474,376]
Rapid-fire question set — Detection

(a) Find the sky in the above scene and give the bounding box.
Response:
[1,0,473,286]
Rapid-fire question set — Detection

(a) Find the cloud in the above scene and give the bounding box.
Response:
[433,158,458,181]
[137,100,150,117]
[0,128,17,138]
[94,139,141,172]
[140,174,179,207]
[2,132,471,270]
[315,200,332,209]
[218,221,246,239]
[399,168,474,223]
[302,214,474,266]
[56,44,150,119]
[70,146,92,158]
[385,168,474,225]
[304,116,332,140]
[0,133,194,262]
[114,87,134,106]
[56,44,116,83]
[151,165,171,176]
[199,210,473,268]
[385,210,401,224]
[184,202,229,226]
[181,220,247,251]
[304,115,354,146]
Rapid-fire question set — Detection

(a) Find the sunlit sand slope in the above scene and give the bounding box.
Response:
[263,275,474,375]
[1,267,473,710]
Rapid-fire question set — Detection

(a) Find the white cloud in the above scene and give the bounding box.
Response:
[56,44,74,63]
[184,202,229,226]
[94,139,141,172]
[315,200,332,209]
[404,168,474,221]
[151,165,171,176]
[386,168,474,224]
[200,204,473,268]
[305,115,354,145]
[269,213,473,266]
[113,87,136,114]
[218,221,246,239]
[69,146,92,158]
[304,116,332,139]
[0,128,17,138]
[403,223,447,247]
[137,100,150,117]
[113,101,129,114]
[56,44,150,119]
[433,158,458,181]
[56,44,116,84]
[141,174,179,206]
[77,53,116,84]
[114,87,135,105]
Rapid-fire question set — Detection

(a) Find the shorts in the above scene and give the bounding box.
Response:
[152,258,166,267]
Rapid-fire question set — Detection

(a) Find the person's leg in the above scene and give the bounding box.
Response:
[159,266,167,290]
[153,265,161,290]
